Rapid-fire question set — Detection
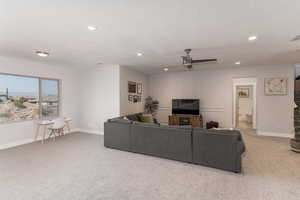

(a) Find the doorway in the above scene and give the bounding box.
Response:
[233,78,257,130]
[236,86,253,129]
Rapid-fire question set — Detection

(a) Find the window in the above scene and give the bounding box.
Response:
[0,74,60,124]
[41,79,59,118]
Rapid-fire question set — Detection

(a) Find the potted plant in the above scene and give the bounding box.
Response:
[144,96,159,117]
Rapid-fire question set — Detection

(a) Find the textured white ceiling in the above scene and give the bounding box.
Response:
[0,0,300,74]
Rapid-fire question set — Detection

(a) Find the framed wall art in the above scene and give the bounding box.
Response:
[264,77,288,95]
[137,83,142,94]
[128,81,137,93]
[238,88,249,98]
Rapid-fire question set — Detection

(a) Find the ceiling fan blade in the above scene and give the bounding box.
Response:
[191,58,217,63]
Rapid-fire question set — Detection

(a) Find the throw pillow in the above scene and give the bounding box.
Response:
[136,114,143,122]
[140,114,154,123]
[123,116,129,120]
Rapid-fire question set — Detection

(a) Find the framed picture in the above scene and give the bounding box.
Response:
[128,95,133,102]
[137,95,141,102]
[265,77,288,95]
[137,83,142,94]
[128,81,137,93]
[238,88,249,98]
[133,95,138,103]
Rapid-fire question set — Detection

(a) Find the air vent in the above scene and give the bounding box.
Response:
[291,35,300,42]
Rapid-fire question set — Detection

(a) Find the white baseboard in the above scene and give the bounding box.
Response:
[257,131,293,138]
[77,129,104,135]
[0,138,34,150]
[0,129,78,150]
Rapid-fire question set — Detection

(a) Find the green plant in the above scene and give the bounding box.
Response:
[19,97,28,104]
[144,96,159,115]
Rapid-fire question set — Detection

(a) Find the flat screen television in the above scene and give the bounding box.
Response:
[172,99,200,115]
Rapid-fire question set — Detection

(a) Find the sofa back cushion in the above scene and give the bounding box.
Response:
[130,124,192,162]
[193,128,242,140]
[132,121,159,127]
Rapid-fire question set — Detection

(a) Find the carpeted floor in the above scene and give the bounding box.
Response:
[0,131,300,200]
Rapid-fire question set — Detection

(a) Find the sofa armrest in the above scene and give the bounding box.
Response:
[192,129,245,173]
[104,121,131,151]
[237,141,246,154]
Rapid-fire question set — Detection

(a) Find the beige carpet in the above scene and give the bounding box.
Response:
[0,131,299,200]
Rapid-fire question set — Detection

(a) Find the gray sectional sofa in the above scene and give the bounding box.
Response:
[104,113,245,173]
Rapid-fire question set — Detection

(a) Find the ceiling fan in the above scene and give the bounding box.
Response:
[181,49,217,70]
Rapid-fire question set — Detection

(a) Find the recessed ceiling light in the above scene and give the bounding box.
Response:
[137,52,143,57]
[36,51,49,57]
[163,67,169,72]
[235,61,241,65]
[248,35,257,41]
[88,26,97,31]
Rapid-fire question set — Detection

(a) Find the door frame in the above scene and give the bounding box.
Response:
[233,78,257,129]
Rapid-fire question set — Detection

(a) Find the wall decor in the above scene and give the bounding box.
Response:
[128,95,133,102]
[133,95,138,103]
[265,77,288,95]
[238,88,249,98]
[137,95,141,102]
[137,83,142,94]
[128,81,137,93]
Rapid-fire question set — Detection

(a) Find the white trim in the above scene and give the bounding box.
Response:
[0,138,34,150]
[0,129,78,150]
[257,131,293,138]
[77,129,104,135]
[201,107,225,112]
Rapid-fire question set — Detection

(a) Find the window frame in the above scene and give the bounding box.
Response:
[39,78,61,119]
[0,72,61,124]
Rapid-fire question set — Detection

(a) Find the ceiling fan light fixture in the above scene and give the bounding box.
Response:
[235,61,241,65]
[248,35,257,41]
[88,26,97,31]
[163,67,169,72]
[36,51,49,57]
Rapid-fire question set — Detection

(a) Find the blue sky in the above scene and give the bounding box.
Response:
[0,74,57,96]
[41,79,58,96]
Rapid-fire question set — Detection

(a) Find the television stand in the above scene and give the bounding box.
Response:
[168,115,203,128]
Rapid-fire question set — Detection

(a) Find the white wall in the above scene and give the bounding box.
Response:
[120,66,148,115]
[78,65,120,134]
[149,65,294,137]
[0,56,80,148]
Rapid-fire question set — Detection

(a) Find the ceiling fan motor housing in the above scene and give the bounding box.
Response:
[182,56,192,66]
